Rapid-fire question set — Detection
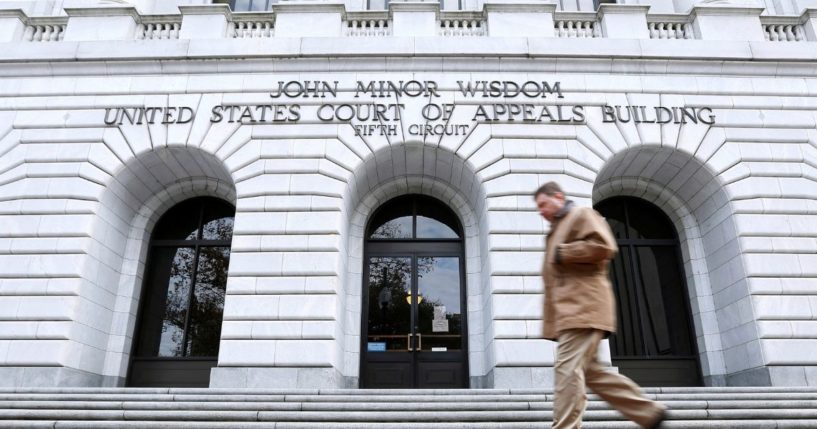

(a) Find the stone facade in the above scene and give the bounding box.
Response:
[0,0,816,389]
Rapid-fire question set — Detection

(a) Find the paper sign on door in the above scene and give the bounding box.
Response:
[432,320,449,332]
[432,305,448,332]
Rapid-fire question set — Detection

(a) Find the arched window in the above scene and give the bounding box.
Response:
[596,196,701,387]
[128,197,234,387]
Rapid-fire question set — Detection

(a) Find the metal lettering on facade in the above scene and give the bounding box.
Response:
[103,80,716,133]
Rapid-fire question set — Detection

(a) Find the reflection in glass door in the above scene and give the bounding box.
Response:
[367,257,412,352]
[364,255,465,388]
[129,197,234,387]
[414,256,465,388]
[416,257,463,353]
[361,195,468,388]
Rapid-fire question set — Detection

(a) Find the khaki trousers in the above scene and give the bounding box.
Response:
[552,328,665,429]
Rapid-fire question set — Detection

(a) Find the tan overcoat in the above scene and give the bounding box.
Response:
[542,205,619,341]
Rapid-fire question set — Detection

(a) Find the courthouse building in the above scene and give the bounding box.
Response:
[0,0,816,392]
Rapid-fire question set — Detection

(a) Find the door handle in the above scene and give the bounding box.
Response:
[406,333,422,351]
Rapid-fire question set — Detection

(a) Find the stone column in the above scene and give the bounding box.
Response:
[0,9,26,43]
[483,1,557,38]
[178,5,231,40]
[690,4,765,41]
[272,1,345,37]
[62,7,140,42]
[598,4,651,39]
[390,1,440,37]
[800,8,817,40]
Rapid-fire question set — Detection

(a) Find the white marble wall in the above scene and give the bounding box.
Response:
[0,3,817,388]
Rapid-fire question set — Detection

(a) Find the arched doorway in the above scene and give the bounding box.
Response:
[595,197,702,387]
[128,197,234,387]
[360,195,468,388]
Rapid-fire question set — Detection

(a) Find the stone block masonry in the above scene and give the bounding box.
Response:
[0,1,815,389]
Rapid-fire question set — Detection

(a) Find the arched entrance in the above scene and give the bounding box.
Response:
[360,194,468,388]
[595,197,702,387]
[128,197,235,387]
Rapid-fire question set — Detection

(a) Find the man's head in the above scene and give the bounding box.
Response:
[534,182,566,223]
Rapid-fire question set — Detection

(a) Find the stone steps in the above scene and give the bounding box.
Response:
[4,387,817,392]
[2,399,817,410]
[4,421,817,429]
[3,409,817,419]
[0,387,815,428]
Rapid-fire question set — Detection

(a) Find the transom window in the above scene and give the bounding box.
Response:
[367,195,462,240]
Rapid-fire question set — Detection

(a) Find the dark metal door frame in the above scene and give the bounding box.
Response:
[360,241,469,388]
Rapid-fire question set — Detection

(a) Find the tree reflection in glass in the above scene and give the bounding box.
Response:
[188,247,230,356]
[201,204,235,241]
[368,195,413,239]
[158,248,195,357]
[370,217,412,239]
[367,257,412,350]
[367,256,437,351]
[135,197,235,360]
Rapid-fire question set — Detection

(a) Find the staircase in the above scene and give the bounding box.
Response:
[1,387,817,428]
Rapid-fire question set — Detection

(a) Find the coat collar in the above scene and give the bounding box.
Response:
[547,200,574,237]
[554,200,574,220]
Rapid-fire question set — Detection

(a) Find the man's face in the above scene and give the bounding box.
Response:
[535,192,565,223]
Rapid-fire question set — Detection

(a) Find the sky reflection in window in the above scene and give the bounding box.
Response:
[416,216,459,239]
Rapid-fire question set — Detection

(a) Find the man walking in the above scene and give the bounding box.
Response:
[535,182,666,429]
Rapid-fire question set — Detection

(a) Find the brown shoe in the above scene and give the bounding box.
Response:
[646,408,666,429]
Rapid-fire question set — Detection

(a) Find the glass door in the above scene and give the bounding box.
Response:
[361,195,468,388]
[367,256,413,352]
[362,254,466,388]
[414,256,466,388]
[364,256,414,388]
